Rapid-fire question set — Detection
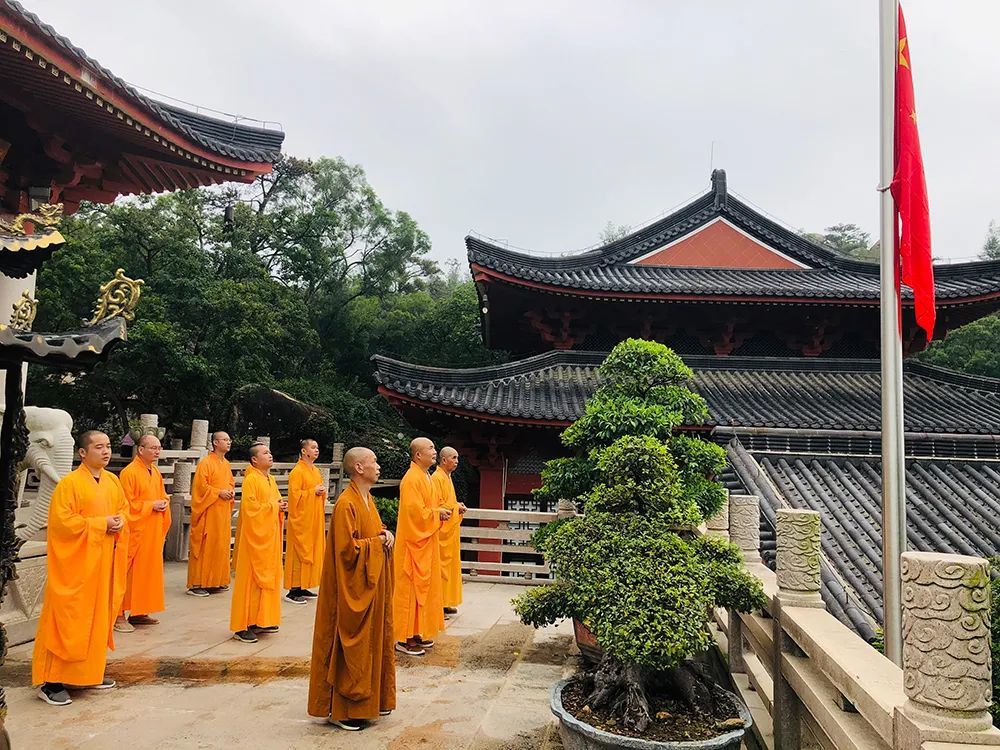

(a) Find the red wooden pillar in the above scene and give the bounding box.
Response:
[476,467,504,575]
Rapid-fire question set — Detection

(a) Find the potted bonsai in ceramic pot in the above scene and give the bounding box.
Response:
[515,339,766,749]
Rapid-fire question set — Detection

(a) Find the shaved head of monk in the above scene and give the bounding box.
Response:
[410,437,436,469]
[249,442,274,471]
[137,434,162,465]
[300,439,319,461]
[438,446,459,473]
[211,432,232,455]
[77,430,112,470]
[344,447,379,484]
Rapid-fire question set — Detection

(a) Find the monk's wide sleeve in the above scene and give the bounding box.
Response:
[240,475,279,590]
[398,472,440,542]
[120,466,155,525]
[287,466,313,566]
[45,478,114,661]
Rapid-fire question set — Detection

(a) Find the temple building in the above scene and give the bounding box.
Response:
[375,170,1000,640]
[0,0,284,724]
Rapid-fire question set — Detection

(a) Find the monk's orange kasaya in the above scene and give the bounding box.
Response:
[118,442,171,621]
[284,440,327,598]
[33,431,128,701]
[308,447,395,727]
[187,433,235,594]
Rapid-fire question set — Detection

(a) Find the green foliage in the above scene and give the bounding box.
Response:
[29,156,502,441]
[802,223,877,261]
[982,221,1000,261]
[516,339,766,700]
[375,497,399,533]
[917,314,1000,380]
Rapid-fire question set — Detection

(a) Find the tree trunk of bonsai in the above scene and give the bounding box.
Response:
[582,656,735,733]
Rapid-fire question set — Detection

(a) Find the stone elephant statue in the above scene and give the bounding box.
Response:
[14,406,74,544]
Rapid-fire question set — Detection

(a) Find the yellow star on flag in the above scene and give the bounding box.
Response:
[899,37,910,69]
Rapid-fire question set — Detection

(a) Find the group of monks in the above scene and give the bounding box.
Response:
[30,428,466,734]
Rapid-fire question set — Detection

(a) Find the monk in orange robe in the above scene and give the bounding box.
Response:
[393,437,451,656]
[230,442,286,643]
[431,447,467,616]
[284,438,327,604]
[114,435,171,633]
[187,431,235,596]
[32,431,128,706]
[308,447,396,732]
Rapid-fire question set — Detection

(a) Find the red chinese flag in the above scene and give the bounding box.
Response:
[890,5,935,340]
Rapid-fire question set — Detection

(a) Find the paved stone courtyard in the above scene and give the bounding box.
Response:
[2,563,575,749]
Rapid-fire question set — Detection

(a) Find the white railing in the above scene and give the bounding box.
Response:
[711,494,1000,750]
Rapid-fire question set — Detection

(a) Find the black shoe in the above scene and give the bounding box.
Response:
[186,588,210,598]
[330,719,366,731]
[38,683,71,706]
[251,625,279,634]
[379,709,392,716]
[284,593,307,605]
[299,589,318,598]
[233,629,258,643]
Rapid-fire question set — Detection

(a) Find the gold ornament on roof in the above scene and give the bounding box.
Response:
[0,203,63,235]
[9,289,37,330]
[88,268,144,325]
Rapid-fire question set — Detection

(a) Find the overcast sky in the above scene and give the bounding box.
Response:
[29,1,1000,264]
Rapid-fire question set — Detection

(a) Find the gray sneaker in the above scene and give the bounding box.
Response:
[38,683,71,706]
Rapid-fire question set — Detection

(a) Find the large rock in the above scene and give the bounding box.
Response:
[227,385,338,459]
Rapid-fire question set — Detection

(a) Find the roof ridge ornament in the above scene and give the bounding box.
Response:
[88,268,144,325]
[711,169,728,210]
[0,203,63,235]
[9,289,37,330]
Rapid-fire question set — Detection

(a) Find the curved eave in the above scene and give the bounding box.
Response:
[0,229,64,278]
[471,263,1000,308]
[1,2,280,177]
[378,386,573,428]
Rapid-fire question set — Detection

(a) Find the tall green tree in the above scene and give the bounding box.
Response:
[29,156,501,440]
[982,221,1000,260]
[803,223,877,261]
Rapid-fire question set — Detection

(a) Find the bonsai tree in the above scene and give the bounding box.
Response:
[515,339,767,732]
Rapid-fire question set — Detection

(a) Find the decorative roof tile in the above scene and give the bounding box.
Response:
[467,179,1000,302]
[2,0,283,164]
[374,351,1000,434]
[728,440,1000,640]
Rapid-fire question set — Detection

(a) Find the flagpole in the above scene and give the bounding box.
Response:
[879,0,906,667]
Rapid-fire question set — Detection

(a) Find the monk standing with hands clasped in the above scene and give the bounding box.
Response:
[230,442,286,644]
[32,431,128,706]
[114,434,171,633]
[431,447,466,618]
[308,447,396,732]
[187,431,236,597]
[393,437,450,656]
[284,438,327,604]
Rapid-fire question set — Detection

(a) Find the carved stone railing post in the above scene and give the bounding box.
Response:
[255,436,270,448]
[897,552,994,740]
[772,508,823,750]
[555,497,578,520]
[139,413,158,435]
[165,460,195,561]
[190,419,209,451]
[319,466,332,500]
[706,491,729,539]
[727,609,745,674]
[775,509,824,609]
[729,494,760,564]
[169,438,183,450]
[331,442,344,464]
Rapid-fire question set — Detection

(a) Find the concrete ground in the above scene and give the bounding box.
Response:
[2,562,575,749]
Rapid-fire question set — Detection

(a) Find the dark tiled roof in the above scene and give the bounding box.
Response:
[373,350,1000,434]
[0,229,64,278]
[0,317,127,369]
[467,179,1000,301]
[727,440,1000,639]
[3,0,283,163]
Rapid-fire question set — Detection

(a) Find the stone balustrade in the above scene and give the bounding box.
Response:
[715,494,1000,750]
